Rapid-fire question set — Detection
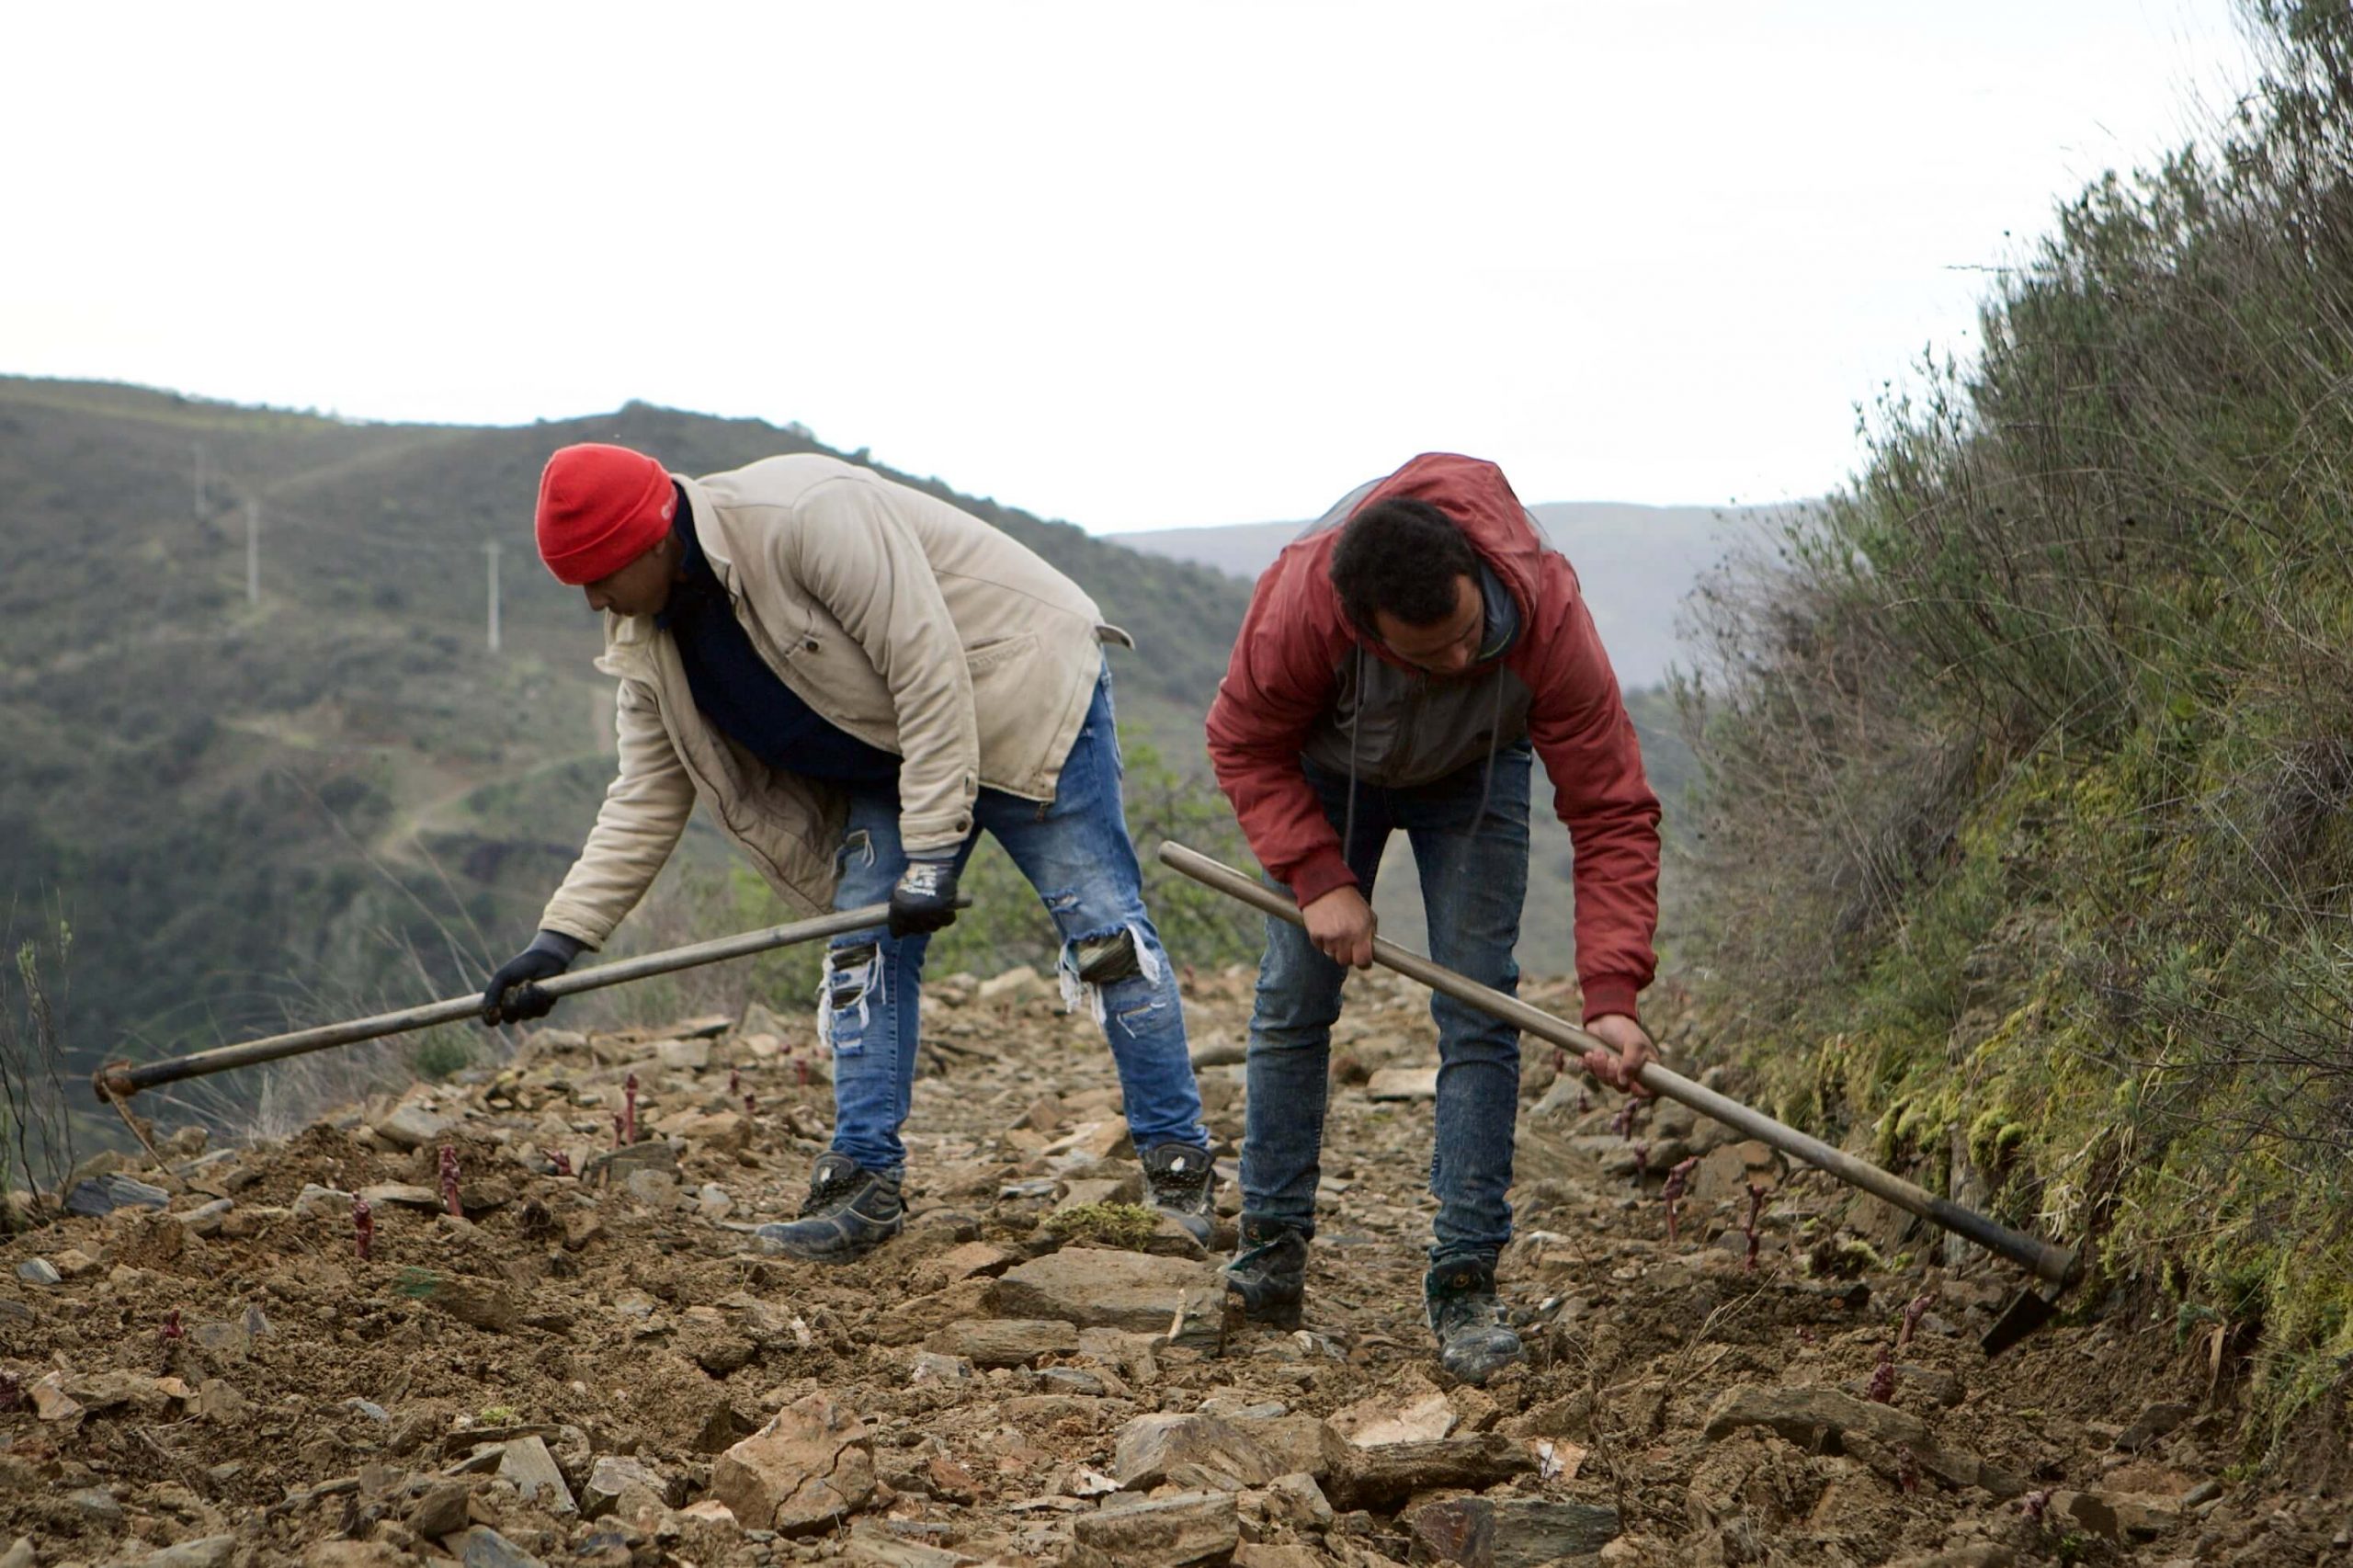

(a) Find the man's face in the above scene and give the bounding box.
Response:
[1372,574,1483,677]
[582,538,676,618]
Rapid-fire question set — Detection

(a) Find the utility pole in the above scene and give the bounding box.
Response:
[244,500,260,605]
[192,441,208,518]
[483,540,502,653]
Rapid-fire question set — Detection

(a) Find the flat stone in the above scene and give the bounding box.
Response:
[623,1168,681,1208]
[1489,1499,1623,1567]
[1363,1067,1439,1101]
[14,1258,59,1287]
[1690,1141,1779,1206]
[63,1172,169,1217]
[398,1269,517,1332]
[359,1182,443,1210]
[293,1182,357,1217]
[1188,1033,1247,1069]
[583,1139,680,1187]
[1402,1496,1494,1567]
[133,1536,240,1568]
[1330,1387,1455,1447]
[2115,1401,2193,1452]
[1701,1383,2018,1497]
[909,1351,976,1385]
[175,1198,234,1235]
[713,1391,876,1535]
[408,1477,474,1536]
[585,1454,679,1517]
[916,1242,1016,1291]
[926,1318,1079,1369]
[654,1037,711,1071]
[68,1484,124,1522]
[992,1249,1222,1333]
[496,1434,576,1514]
[844,1519,979,1568]
[977,965,1045,1005]
[1115,1413,1283,1492]
[457,1528,547,1568]
[376,1102,453,1150]
[1074,1491,1239,1566]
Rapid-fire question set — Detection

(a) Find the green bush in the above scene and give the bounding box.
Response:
[1678,0,2353,1442]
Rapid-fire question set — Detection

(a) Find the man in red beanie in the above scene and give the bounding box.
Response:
[483,444,1215,1262]
[1204,453,1661,1385]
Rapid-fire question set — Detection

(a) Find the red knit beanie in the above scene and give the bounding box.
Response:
[535,443,677,585]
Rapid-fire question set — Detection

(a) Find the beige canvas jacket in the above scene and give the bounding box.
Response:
[539,454,1126,948]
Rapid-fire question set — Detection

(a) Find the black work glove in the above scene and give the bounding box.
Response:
[887,857,961,939]
[481,930,585,1026]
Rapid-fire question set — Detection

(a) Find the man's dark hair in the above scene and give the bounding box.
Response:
[1329,497,1478,630]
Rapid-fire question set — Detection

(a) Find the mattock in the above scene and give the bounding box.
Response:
[1157,842,2081,1354]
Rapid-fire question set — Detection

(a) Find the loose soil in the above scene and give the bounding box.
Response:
[4,966,2345,1567]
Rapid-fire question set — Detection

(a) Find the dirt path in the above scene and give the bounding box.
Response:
[3,967,2342,1567]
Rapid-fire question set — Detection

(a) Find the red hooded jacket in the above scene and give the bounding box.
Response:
[1204,453,1661,1022]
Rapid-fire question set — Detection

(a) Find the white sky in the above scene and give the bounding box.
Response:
[3,2,2255,532]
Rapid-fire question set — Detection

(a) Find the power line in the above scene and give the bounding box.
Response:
[483,540,503,654]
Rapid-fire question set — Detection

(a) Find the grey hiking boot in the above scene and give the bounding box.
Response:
[1425,1256,1524,1384]
[1224,1216,1308,1328]
[754,1153,904,1264]
[1141,1142,1216,1245]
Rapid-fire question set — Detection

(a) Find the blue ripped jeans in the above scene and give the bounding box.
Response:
[822,666,1208,1175]
[1240,743,1532,1267]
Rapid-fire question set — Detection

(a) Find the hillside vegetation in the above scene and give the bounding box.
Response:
[1677,0,2353,1446]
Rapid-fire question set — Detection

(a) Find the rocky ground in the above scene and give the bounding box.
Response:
[4,962,2347,1568]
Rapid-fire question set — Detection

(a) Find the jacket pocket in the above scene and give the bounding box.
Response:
[966,631,1051,778]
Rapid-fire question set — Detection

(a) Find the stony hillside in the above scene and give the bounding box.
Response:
[6,965,2330,1567]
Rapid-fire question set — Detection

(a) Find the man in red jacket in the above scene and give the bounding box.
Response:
[1205,453,1661,1383]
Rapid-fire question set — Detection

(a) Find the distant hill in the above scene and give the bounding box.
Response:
[1117,500,1789,689]
[0,379,1255,1104]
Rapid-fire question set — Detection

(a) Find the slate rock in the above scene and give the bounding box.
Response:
[713,1391,876,1535]
[1364,1068,1439,1102]
[63,1172,169,1217]
[1114,1413,1283,1492]
[376,1102,452,1150]
[134,1538,240,1568]
[496,1434,576,1514]
[585,1454,680,1517]
[293,1182,357,1218]
[925,1318,1079,1369]
[14,1258,59,1287]
[1074,1491,1239,1566]
[992,1249,1222,1333]
[458,1528,547,1568]
[399,1269,518,1332]
[409,1477,475,1536]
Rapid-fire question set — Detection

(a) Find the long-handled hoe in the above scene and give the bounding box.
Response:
[89,898,957,1108]
[1158,843,2078,1355]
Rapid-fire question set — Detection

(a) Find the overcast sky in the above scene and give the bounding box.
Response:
[4,2,2254,533]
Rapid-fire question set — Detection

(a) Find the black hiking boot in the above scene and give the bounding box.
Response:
[1141,1142,1216,1245]
[1223,1216,1308,1328]
[1425,1256,1524,1385]
[754,1153,904,1264]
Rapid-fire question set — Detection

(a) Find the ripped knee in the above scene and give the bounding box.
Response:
[818,941,882,1053]
[1056,923,1163,1021]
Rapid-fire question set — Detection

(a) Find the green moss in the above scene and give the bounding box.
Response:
[1041,1202,1161,1251]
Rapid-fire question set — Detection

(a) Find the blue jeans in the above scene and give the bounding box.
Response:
[822,666,1207,1174]
[1240,743,1532,1267]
